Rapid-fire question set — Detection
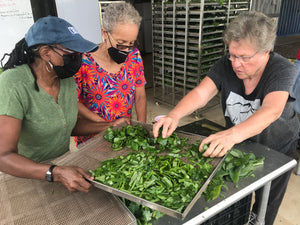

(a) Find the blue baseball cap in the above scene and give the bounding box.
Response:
[25,16,98,53]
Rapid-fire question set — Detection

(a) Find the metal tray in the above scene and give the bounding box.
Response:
[89,152,226,220]
[53,121,226,220]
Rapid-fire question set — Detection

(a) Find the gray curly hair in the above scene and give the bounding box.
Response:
[223,11,277,52]
[102,2,142,33]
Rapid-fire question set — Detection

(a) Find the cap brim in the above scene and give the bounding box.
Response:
[60,38,98,53]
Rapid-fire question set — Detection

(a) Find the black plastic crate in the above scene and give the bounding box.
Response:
[202,193,252,225]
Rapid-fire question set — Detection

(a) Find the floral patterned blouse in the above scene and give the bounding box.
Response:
[74,48,146,145]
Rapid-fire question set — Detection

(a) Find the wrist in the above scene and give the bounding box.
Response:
[51,165,61,182]
[230,126,244,144]
[45,165,57,182]
[167,112,180,123]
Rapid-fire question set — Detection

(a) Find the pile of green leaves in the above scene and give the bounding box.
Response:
[219,149,264,183]
[104,125,188,152]
[91,138,213,212]
[121,199,164,225]
[92,125,264,224]
[204,149,265,201]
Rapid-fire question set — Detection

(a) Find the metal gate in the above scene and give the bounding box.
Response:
[277,0,300,36]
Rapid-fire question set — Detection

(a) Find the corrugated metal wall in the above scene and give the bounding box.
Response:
[277,0,300,36]
[251,0,282,16]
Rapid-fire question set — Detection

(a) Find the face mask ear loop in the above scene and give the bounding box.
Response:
[107,32,114,48]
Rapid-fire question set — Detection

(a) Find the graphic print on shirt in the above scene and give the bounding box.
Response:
[225,91,261,125]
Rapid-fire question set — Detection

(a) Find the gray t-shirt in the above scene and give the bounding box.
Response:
[208,52,299,154]
[0,64,78,162]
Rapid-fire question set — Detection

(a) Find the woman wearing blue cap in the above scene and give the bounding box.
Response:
[0,16,128,193]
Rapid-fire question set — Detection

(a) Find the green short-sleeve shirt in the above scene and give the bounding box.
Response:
[0,65,78,162]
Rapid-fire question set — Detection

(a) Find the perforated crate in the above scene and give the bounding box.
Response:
[202,193,252,225]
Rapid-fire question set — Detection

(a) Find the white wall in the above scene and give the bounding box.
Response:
[0,0,34,65]
[55,0,102,44]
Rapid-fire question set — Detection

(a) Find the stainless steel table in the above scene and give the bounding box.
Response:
[151,141,297,225]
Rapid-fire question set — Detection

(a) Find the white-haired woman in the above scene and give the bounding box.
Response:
[153,11,299,225]
[74,2,147,145]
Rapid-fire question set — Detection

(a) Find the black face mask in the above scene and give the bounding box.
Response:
[108,47,129,64]
[52,54,82,79]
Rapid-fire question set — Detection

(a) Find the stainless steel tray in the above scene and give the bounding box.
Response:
[89,152,226,220]
[53,121,226,220]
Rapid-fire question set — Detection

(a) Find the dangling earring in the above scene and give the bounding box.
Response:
[46,61,53,73]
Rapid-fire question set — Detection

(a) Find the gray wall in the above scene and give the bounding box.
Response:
[251,0,282,16]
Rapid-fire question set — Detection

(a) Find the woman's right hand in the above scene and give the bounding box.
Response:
[52,166,93,193]
[153,116,179,138]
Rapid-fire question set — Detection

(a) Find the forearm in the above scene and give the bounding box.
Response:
[135,98,147,122]
[0,151,50,180]
[168,89,207,120]
[230,106,282,144]
[200,91,288,158]
[78,102,104,122]
[229,91,287,144]
[168,77,218,120]
[0,151,93,192]
[134,87,147,122]
[71,117,113,136]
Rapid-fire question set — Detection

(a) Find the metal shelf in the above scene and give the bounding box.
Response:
[152,0,251,108]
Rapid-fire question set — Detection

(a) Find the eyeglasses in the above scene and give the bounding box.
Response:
[107,33,135,51]
[49,45,77,54]
[227,51,258,63]
[49,45,82,59]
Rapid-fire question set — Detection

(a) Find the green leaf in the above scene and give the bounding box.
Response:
[229,168,240,183]
[142,209,153,222]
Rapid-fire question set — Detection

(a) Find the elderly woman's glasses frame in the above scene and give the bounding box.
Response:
[107,33,135,51]
[227,51,258,63]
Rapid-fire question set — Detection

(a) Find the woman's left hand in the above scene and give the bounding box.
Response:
[113,117,130,127]
[199,129,237,157]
